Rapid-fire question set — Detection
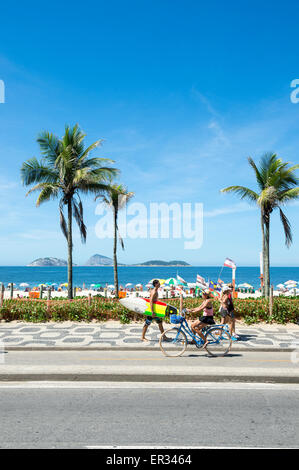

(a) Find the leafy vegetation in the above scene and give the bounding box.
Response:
[0,297,298,324]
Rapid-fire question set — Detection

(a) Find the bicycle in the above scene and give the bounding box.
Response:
[159,309,232,357]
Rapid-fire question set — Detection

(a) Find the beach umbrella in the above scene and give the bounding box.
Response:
[285,280,297,285]
[238,283,253,288]
[276,284,285,289]
[135,283,143,287]
[147,279,166,286]
[7,283,16,287]
[165,278,178,286]
[107,285,115,289]
[60,283,68,287]
[126,283,133,287]
[20,283,29,288]
[94,284,102,288]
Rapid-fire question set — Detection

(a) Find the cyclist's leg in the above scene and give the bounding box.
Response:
[191,320,207,344]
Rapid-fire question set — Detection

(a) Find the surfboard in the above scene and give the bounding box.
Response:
[119,297,178,317]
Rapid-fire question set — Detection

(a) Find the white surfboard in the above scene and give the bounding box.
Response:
[119,297,178,317]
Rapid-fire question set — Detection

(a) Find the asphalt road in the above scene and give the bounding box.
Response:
[0,382,298,449]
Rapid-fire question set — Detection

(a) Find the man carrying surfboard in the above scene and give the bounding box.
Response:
[141,279,167,342]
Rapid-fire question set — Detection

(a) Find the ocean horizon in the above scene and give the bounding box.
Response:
[0,266,298,290]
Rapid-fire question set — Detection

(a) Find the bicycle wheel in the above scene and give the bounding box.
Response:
[204,327,232,357]
[159,327,188,357]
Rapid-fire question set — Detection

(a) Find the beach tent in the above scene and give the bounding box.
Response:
[165,278,178,286]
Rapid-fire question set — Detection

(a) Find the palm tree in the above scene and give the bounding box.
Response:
[96,184,134,297]
[221,153,299,298]
[21,124,118,299]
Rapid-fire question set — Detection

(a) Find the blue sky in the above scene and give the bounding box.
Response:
[0,0,299,266]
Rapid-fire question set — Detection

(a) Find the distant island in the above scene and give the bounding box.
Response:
[28,257,69,267]
[27,255,191,267]
[85,254,121,266]
[134,260,191,267]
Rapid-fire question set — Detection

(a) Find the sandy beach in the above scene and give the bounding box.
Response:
[2,288,295,300]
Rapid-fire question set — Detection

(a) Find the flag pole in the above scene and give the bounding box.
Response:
[232,268,236,297]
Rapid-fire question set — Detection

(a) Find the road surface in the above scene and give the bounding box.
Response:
[0,381,298,449]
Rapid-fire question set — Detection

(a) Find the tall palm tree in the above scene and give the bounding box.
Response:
[21,124,118,299]
[96,184,134,297]
[221,153,299,298]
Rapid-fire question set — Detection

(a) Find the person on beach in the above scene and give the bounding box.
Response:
[186,289,215,347]
[219,285,239,340]
[141,279,166,342]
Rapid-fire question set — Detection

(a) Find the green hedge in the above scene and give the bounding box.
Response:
[0,297,298,324]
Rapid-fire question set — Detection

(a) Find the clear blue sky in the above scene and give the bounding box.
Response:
[0,0,299,266]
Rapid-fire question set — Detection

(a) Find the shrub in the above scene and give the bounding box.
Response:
[0,296,298,324]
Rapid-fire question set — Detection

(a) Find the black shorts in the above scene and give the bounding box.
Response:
[219,307,235,319]
[144,316,163,326]
[199,316,215,325]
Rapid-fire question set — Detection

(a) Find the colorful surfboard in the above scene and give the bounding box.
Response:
[119,297,178,317]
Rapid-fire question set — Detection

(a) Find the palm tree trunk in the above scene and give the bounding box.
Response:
[67,199,73,300]
[264,215,270,299]
[113,207,119,298]
[260,211,265,296]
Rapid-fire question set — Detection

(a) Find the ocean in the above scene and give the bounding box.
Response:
[0,266,298,289]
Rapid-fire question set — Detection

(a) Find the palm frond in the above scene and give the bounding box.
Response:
[221,186,259,203]
[59,201,68,240]
[277,187,299,204]
[248,157,265,190]
[73,198,87,243]
[279,208,292,247]
[21,158,59,185]
[37,131,61,166]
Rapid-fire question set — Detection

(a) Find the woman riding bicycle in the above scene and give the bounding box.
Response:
[186,289,215,347]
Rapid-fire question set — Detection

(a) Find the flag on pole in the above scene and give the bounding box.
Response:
[209,280,218,291]
[196,274,206,285]
[224,258,236,269]
[177,274,187,285]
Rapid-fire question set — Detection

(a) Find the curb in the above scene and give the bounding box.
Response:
[0,373,298,384]
[1,346,296,352]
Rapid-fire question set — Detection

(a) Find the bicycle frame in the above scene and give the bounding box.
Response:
[172,313,230,347]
